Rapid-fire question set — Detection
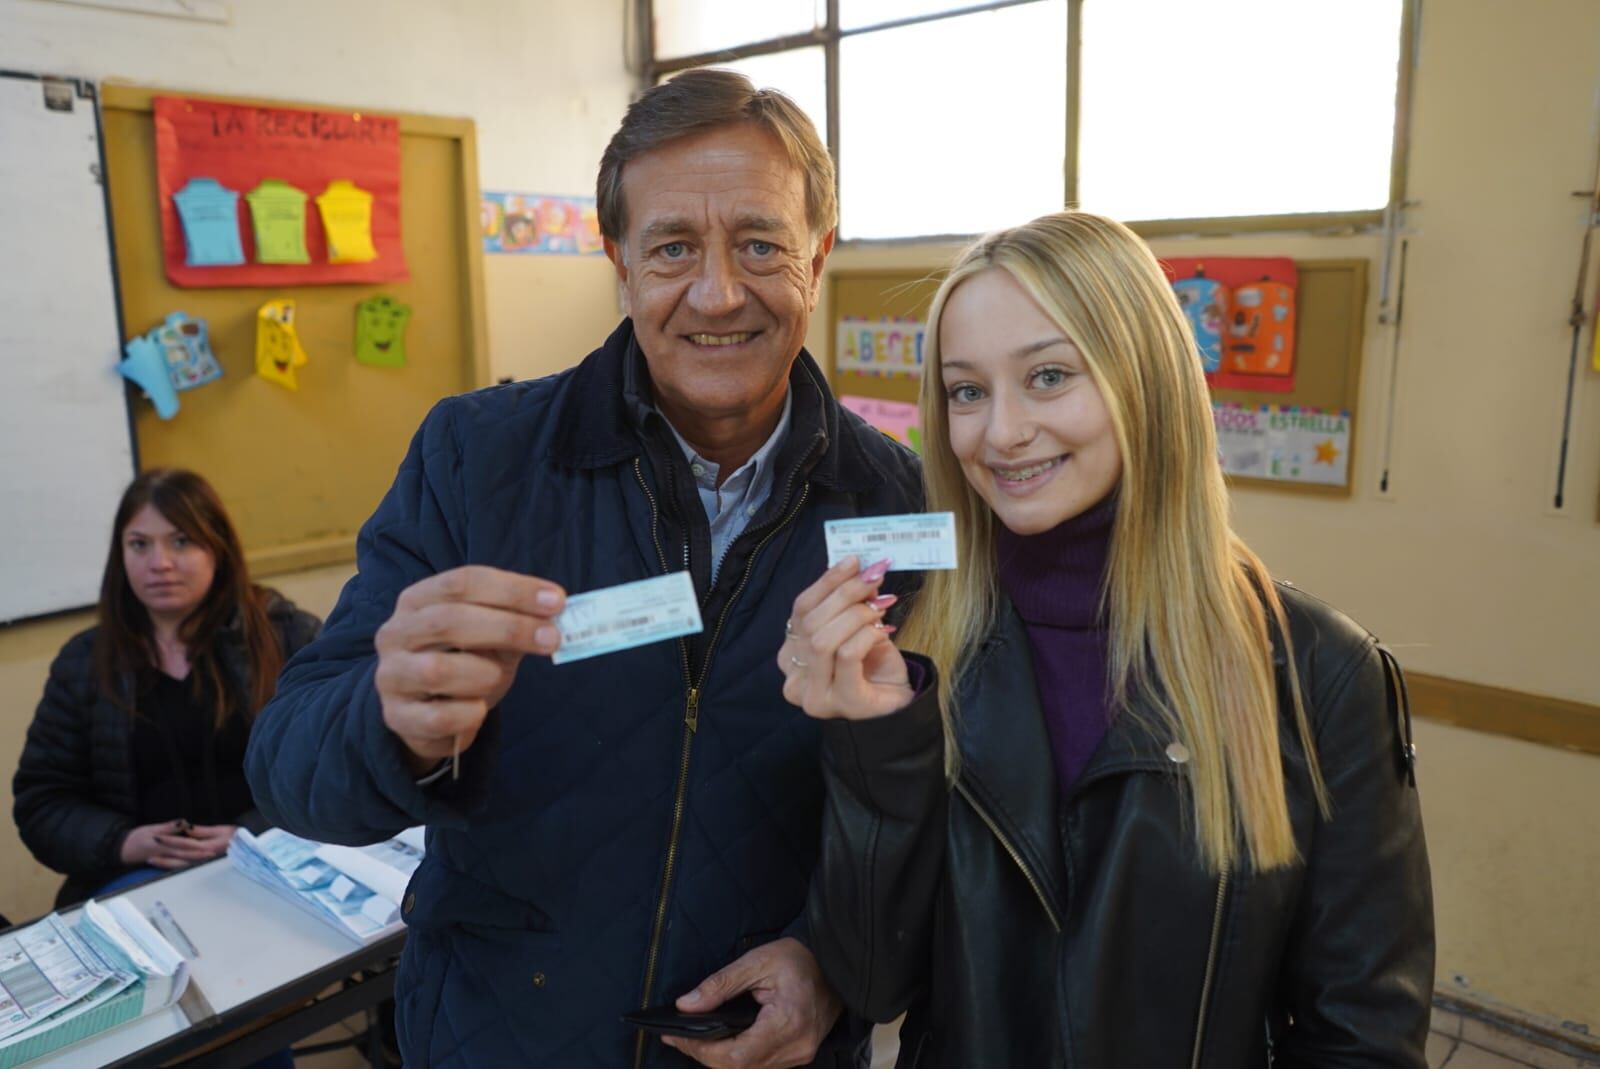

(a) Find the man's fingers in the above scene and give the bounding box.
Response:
[678,947,766,1011]
[379,648,509,701]
[149,856,189,870]
[382,601,563,657]
[660,1005,784,1069]
[388,699,488,755]
[394,566,566,620]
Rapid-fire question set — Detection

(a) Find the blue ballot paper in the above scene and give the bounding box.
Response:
[823,512,959,572]
[552,571,704,665]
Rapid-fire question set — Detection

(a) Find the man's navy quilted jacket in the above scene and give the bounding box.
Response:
[245,320,922,1067]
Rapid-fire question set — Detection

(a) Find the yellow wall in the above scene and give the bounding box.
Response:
[807,0,1600,1031]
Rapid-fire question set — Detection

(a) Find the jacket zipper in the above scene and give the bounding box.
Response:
[953,780,1062,933]
[1189,859,1232,1069]
[631,455,813,1068]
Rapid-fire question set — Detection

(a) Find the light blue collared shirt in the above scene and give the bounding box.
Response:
[661,392,793,582]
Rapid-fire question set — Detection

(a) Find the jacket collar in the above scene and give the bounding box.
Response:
[955,599,1198,919]
[548,319,883,495]
[957,592,1297,908]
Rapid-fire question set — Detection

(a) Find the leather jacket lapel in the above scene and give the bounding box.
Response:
[952,603,1070,924]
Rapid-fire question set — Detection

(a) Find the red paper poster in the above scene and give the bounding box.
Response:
[1162,257,1297,393]
[153,96,407,287]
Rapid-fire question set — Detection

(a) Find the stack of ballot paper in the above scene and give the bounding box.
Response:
[0,898,190,1068]
[228,827,424,944]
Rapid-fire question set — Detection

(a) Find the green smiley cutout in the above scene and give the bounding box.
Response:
[355,294,412,368]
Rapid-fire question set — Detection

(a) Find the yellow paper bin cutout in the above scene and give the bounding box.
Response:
[246,179,311,264]
[256,298,309,390]
[316,179,379,264]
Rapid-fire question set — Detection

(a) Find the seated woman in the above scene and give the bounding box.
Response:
[779,212,1433,1066]
[14,468,321,907]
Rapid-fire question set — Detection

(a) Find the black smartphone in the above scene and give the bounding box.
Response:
[622,992,762,1041]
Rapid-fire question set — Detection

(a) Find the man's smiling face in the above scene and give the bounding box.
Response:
[605,122,830,429]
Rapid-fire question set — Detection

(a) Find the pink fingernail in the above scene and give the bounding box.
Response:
[859,558,891,582]
[869,594,898,611]
[876,624,898,635]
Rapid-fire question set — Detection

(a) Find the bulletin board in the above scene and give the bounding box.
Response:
[829,260,1368,499]
[829,270,942,408]
[100,85,490,576]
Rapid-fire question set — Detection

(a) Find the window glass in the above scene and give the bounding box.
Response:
[1078,0,1403,221]
[654,0,822,59]
[840,3,1067,238]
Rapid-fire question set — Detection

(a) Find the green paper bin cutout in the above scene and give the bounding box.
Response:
[356,294,412,367]
[246,179,310,264]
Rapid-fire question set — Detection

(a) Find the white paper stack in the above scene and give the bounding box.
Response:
[0,900,189,1068]
[228,827,423,944]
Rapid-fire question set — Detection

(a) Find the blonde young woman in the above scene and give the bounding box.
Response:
[778,212,1433,1067]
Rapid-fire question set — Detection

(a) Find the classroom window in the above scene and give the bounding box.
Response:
[651,0,821,61]
[665,47,829,140]
[839,3,1067,239]
[1077,0,1405,222]
[645,0,1412,239]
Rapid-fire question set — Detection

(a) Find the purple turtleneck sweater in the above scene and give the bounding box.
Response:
[996,493,1117,793]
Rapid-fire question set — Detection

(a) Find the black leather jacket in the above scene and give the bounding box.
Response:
[807,583,1434,1068]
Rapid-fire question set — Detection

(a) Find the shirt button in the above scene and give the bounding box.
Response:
[1165,742,1191,764]
[746,504,759,516]
[691,463,706,478]
[532,973,547,988]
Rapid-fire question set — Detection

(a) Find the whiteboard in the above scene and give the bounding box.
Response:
[0,73,136,623]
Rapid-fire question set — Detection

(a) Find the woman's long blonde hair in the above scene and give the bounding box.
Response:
[898,211,1327,873]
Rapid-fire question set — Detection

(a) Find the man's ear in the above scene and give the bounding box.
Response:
[807,228,836,310]
[604,236,632,315]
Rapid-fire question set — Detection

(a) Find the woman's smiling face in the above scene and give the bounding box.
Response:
[938,268,1122,535]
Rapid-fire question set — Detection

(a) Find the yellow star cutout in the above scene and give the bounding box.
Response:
[1314,439,1340,465]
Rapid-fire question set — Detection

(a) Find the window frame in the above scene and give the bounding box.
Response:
[638,0,1420,243]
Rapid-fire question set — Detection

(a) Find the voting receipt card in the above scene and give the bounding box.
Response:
[552,571,703,665]
[824,512,958,572]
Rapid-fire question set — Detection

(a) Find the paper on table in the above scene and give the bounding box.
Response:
[0,916,116,1042]
[314,837,423,907]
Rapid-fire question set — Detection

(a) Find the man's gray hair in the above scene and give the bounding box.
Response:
[597,68,838,244]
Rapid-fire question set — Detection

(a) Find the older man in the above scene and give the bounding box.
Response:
[245,70,920,1068]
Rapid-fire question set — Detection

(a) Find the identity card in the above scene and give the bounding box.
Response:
[551,571,703,665]
[824,512,958,572]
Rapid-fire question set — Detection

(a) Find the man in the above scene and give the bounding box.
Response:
[245,70,921,1069]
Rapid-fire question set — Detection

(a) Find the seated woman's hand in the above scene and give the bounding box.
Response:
[119,820,235,869]
[778,556,912,721]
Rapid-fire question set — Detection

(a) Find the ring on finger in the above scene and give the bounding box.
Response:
[790,655,809,669]
[784,619,796,637]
